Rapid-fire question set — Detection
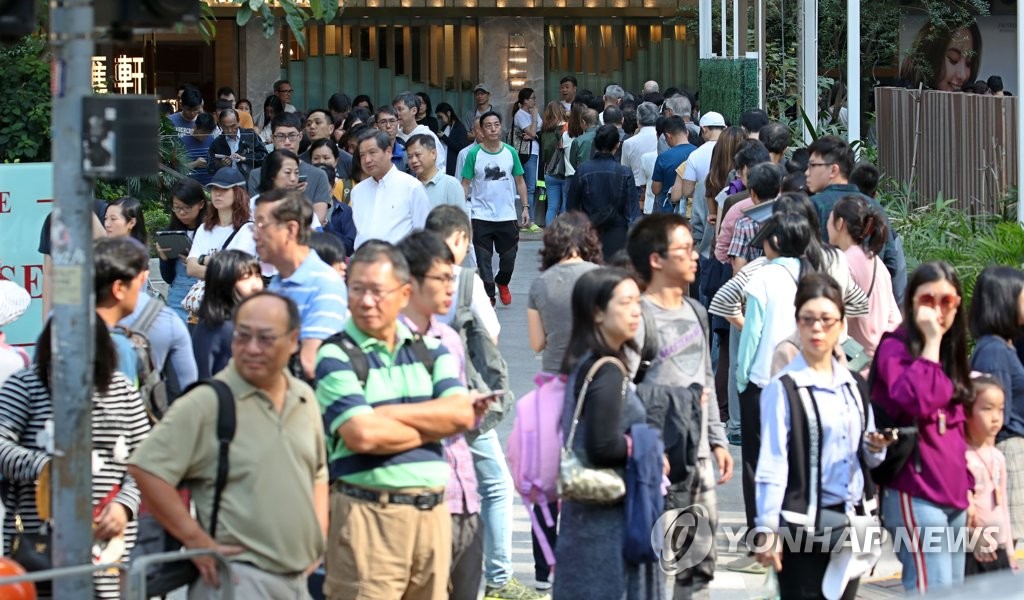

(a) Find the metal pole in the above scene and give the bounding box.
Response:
[847,0,861,151]
[1018,0,1024,223]
[720,0,726,58]
[732,0,739,58]
[48,0,96,596]
[799,0,818,143]
[758,0,766,108]
[699,0,713,58]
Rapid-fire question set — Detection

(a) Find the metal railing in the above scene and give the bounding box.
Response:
[0,549,234,600]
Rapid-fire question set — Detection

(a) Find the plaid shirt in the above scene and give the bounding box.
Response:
[398,314,481,515]
[728,216,764,262]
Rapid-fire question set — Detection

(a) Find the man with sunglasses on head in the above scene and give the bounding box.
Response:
[247,112,333,223]
[805,135,907,303]
[254,189,348,381]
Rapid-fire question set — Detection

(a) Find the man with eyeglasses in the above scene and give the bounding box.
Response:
[374,105,409,173]
[129,291,329,598]
[170,86,205,137]
[208,108,267,179]
[254,188,348,381]
[247,112,333,224]
[805,135,907,303]
[315,240,484,600]
[274,79,297,113]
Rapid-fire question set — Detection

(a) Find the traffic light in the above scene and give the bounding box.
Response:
[0,0,35,39]
[96,0,200,38]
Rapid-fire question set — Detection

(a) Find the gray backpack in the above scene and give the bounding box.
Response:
[454,267,512,439]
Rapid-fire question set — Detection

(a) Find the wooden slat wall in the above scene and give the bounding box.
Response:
[876,87,1019,214]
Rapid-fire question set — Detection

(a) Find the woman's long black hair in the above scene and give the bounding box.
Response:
[561,267,638,375]
[168,177,207,231]
[197,250,262,327]
[36,315,118,394]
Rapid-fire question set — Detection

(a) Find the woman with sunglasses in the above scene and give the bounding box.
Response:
[969,265,1024,547]
[753,273,890,599]
[873,261,973,594]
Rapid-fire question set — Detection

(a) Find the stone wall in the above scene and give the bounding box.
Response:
[240,18,282,108]
[477,17,546,120]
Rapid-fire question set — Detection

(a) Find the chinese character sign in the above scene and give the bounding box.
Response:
[113,55,144,94]
[91,56,108,93]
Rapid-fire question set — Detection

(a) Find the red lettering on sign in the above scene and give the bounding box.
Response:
[0,265,14,281]
[0,192,9,213]
[23,265,42,299]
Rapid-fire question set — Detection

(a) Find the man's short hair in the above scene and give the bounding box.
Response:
[393,91,422,111]
[234,291,301,332]
[604,84,625,102]
[350,240,411,284]
[308,231,347,266]
[643,80,660,94]
[602,106,623,126]
[398,230,455,283]
[594,125,620,153]
[479,110,502,127]
[358,128,392,152]
[328,92,352,113]
[274,79,291,93]
[560,75,578,87]
[215,98,234,112]
[216,86,235,99]
[254,188,314,245]
[180,88,203,110]
[850,161,881,197]
[806,135,854,178]
[424,205,471,239]
[194,113,216,133]
[662,115,687,136]
[988,75,1005,93]
[758,122,792,154]
[626,213,691,283]
[747,162,785,201]
[94,237,148,301]
[636,102,659,126]
[406,133,436,151]
[973,80,990,95]
[740,108,770,134]
[663,95,692,118]
[270,111,303,133]
[375,105,398,121]
[218,108,239,123]
[581,108,599,127]
[733,140,771,171]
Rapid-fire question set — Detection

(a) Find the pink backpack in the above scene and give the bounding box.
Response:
[506,371,567,566]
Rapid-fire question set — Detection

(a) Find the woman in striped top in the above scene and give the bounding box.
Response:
[0,317,151,599]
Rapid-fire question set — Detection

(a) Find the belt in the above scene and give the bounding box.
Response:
[334,482,444,511]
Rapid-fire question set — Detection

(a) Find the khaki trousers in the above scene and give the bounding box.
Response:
[324,489,452,600]
[188,561,309,600]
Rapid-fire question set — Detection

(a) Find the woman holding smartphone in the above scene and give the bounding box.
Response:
[158,178,207,323]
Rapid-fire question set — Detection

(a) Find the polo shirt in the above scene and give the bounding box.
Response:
[422,170,469,214]
[268,249,348,341]
[350,165,431,248]
[128,361,327,574]
[461,143,524,222]
[621,126,658,183]
[315,319,467,489]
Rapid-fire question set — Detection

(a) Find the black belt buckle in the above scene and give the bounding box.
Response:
[413,494,437,510]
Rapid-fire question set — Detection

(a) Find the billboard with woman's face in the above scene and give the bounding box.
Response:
[899,16,1017,93]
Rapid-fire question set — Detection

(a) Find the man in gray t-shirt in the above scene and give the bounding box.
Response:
[527,260,597,373]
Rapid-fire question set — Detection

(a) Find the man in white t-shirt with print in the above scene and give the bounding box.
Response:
[461,111,529,307]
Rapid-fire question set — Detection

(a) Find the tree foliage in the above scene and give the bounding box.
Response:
[224,0,342,49]
[0,34,51,162]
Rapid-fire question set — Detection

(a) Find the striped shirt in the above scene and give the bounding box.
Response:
[315,319,467,489]
[269,249,348,341]
[0,368,151,599]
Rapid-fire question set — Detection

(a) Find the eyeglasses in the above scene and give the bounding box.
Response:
[233,328,290,347]
[664,245,693,256]
[797,314,842,329]
[349,284,404,304]
[423,273,456,285]
[272,132,303,142]
[376,118,399,126]
[171,205,199,214]
[807,162,834,169]
[277,88,294,94]
[915,292,961,312]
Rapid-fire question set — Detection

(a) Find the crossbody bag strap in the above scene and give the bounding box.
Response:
[220,221,251,251]
[866,257,878,298]
[564,356,627,450]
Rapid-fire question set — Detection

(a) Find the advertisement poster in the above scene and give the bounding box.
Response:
[0,163,52,356]
[900,15,1018,94]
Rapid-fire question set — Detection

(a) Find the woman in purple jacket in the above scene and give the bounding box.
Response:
[872,261,973,594]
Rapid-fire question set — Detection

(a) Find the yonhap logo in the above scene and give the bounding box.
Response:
[652,504,715,574]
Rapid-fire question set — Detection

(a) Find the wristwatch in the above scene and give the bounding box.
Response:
[198,254,207,266]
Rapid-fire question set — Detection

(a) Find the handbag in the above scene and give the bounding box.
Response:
[179,223,249,316]
[559,356,628,503]
[545,140,567,178]
[508,123,533,157]
[11,514,51,572]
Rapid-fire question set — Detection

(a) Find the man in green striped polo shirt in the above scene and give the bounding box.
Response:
[316,240,484,600]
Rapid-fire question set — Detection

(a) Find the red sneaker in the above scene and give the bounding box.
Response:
[498,284,512,305]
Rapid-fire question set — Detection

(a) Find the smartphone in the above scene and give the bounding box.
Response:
[875,428,899,441]
[154,230,192,256]
[474,389,505,407]
[214,153,229,159]
[298,174,308,184]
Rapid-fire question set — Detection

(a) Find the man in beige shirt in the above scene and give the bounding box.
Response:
[128,291,328,598]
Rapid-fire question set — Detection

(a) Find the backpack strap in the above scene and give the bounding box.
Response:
[181,379,235,537]
[133,295,165,335]
[322,331,370,388]
[683,296,709,342]
[634,308,658,384]
[408,336,436,379]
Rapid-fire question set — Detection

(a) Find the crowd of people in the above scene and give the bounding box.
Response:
[0,75,1021,600]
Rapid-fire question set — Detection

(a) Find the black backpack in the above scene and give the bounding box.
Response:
[320,330,435,387]
[115,295,171,422]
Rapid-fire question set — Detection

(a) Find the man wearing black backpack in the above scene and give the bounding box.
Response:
[627,214,733,600]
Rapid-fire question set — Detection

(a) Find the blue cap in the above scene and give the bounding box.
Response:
[206,167,246,189]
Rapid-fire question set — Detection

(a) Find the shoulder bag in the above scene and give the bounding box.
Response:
[181,223,251,316]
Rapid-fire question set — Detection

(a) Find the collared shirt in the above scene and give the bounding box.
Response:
[422,169,469,215]
[621,126,659,183]
[269,249,348,341]
[315,319,467,489]
[128,361,327,574]
[715,198,754,262]
[350,165,431,248]
[461,143,524,222]
[397,313,481,515]
[755,354,884,530]
[727,215,764,262]
[397,124,447,174]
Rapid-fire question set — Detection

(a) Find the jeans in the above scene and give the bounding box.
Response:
[522,153,539,222]
[726,324,741,437]
[881,487,967,594]
[544,175,568,226]
[470,429,515,586]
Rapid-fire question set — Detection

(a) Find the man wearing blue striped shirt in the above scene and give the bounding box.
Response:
[254,188,348,380]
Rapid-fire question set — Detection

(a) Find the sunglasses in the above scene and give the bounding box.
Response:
[915,292,961,312]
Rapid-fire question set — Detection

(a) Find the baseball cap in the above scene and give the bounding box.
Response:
[206,167,247,189]
[473,83,489,94]
[699,111,726,128]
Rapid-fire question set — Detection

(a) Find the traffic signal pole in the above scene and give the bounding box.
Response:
[49,0,96,595]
